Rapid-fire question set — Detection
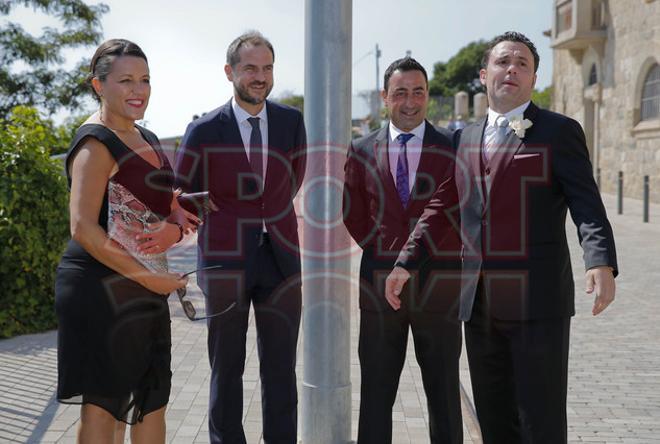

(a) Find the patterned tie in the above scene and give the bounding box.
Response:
[484,115,509,159]
[395,133,414,208]
[247,117,263,181]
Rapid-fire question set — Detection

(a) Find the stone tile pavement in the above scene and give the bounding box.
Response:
[0,193,658,443]
[563,194,660,444]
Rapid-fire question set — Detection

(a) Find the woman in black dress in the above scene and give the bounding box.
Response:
[55,39,197,443]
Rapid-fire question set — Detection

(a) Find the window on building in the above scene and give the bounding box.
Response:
[641,64,660,121]
[591,0,606,30]
[556,1,573,34]
[588,64,598,85]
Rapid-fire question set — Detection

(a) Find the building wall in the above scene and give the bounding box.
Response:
[551,0,660,202]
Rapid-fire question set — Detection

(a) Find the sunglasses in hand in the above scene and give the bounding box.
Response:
[175,265,236,321]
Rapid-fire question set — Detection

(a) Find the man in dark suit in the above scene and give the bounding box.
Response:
[174,31,306,444]
[343,57,463,444]
[387,32,618,443]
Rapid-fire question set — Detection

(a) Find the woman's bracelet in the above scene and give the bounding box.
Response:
[172,222,184,243]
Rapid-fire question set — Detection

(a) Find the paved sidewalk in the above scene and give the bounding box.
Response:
[1,193,659,443]
[563,194,660,444]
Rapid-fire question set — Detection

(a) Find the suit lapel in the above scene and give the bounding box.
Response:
[222,99,280,194]
[455,120,487,259]
[488,102,540,196]
[218,99,245,149]
[458,118,487,207]
[264,101,279,189]
[409,121,435,207]
[216,100,253,172]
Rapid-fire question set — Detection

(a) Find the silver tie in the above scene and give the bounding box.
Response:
[484,115,509,159]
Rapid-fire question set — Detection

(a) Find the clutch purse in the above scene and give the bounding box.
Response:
[177,191,218,220]
[108,181,167,272]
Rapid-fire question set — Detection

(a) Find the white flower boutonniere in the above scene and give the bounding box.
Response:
[508,115,533,138]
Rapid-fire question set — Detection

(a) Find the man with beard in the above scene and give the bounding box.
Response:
[174,31,306,444]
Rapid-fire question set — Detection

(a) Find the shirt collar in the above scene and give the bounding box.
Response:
[389,120,426,143]
[231,97,268,124]
[487,101,530,127]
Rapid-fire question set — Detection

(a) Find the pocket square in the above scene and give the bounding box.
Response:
[513,153,541,160]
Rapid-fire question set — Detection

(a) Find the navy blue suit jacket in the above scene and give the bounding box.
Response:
[174,99,306,279]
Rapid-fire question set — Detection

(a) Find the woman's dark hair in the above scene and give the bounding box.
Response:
[88,39,148,101]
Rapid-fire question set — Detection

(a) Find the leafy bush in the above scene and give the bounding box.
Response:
[0,106,70,338]
[51,113,90,155]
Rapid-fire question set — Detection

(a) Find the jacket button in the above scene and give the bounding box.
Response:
[485,167,491,175]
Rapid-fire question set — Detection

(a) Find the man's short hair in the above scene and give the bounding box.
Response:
[383,57,428,92]
[226,31,275,67]
[482,31,540,73]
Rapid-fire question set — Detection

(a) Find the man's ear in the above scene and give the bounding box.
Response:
[479,68,487,86]
[380,88,388,106]
[224,64,233,81]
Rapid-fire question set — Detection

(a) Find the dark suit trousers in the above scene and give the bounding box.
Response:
[357,303,463,444]
[202,236,302,444]
[465,286,570,444]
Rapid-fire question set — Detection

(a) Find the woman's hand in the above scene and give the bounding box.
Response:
[138,271,188,296]
[170,188,203,234]
[169,206,201,236]
[135,221,182,255]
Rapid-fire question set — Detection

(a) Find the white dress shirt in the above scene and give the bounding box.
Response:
[388,120,425,192]
[231,98,269,179]
[482,101,530,151]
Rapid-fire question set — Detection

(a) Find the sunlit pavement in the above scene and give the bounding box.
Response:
[1,193,658,443]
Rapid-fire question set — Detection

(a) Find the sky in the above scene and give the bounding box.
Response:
[8,0,554,138]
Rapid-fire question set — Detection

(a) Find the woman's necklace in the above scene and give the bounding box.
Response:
[99,109,134,134]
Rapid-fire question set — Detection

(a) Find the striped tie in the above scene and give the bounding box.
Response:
[484,115,509,159]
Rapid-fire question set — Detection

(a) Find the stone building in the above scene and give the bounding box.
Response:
[550,0,660,202]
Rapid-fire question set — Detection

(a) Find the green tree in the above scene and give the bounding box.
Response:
[51,112,89,154]
[531,85,553,110]
[0,106,70,338]
[0,0,108,119]
[279,93,304,113]
[429,40,489,98]
[426,97,453,122]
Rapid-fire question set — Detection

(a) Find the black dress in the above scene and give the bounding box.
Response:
[55,124,175,424]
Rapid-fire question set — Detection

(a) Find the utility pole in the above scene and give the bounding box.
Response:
[302,1,352,442]
[375,43,381,91]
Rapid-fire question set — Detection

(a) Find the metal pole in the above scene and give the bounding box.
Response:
[302,1,352,443]
[644,175,650,223]
[617,171,623,215]
[375,43,381,91]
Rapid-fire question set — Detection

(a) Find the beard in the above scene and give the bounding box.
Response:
[235,80,273,105]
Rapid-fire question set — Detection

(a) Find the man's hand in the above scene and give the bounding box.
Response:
[586,266,616,316]
[384,266,411,311]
